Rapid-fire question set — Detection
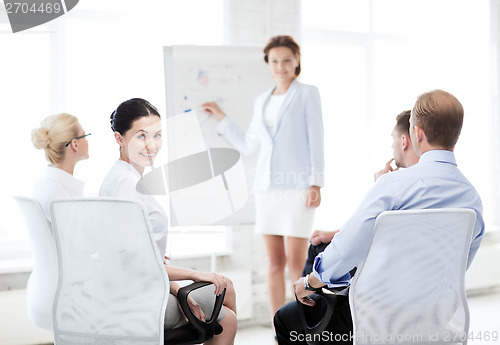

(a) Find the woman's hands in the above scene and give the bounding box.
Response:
[165,267,228,321]
[192,271,228,296]
[181,295,206,322]
[164,266,227,296]
[170,281,206,321]
[306,185,321,208]
[202,102,227,120]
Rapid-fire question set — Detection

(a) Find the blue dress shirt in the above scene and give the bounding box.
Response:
[313,150,485,287]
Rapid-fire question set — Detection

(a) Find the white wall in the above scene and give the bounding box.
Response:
[1,2,499,342]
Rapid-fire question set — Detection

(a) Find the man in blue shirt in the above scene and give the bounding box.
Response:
[303,110,420,276]
[274,89,485,344]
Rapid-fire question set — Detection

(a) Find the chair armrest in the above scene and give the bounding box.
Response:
[177,281,226,335]
[295,287,349,338]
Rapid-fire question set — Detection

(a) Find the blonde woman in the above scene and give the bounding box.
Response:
[32,113,90,221]
[29,113,89,331]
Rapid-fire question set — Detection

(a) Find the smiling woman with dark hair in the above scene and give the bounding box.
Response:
[99,98,237,345]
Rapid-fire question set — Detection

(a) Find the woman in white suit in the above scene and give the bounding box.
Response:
[203,35,324,321]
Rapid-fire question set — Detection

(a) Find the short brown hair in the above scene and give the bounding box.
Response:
[394,110,411,137]
[263,35,301,76]
[411,89,463,150]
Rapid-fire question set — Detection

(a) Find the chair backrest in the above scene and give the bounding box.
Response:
[349,208,476,345]
[13,195,58,331]
[50,197,169,345]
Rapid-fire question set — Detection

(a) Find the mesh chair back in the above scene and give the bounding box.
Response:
[13,196,58,331]
[349,208,475,345]
[50,198,169,345]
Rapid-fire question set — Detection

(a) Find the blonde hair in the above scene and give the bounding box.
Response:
[31,113,80,164]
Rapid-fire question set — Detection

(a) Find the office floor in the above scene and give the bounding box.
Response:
[235,289,500,345]
[467,290,500,344]
[0,289,498,345]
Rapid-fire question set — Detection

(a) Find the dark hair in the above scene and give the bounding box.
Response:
[110,98,160,134]
[394,110,411,137]
[412,89,463,150]
[263,35,301,76]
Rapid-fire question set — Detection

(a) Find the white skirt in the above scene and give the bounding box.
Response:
[255,189,316,238]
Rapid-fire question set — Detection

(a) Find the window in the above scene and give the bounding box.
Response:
[301,0,494,230]
[0,0,226,268]
[0,18,52,270]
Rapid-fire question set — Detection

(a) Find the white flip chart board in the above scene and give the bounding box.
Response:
[163,45,273,225]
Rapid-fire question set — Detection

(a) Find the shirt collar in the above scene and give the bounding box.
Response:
[418,150,457,166]
[265,78,299,100]
[46,166,85,194]
[115,159,142,180]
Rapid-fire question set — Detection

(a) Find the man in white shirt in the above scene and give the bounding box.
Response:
[274,90,485,344]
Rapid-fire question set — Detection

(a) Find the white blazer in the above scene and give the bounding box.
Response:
[218,79,324,191]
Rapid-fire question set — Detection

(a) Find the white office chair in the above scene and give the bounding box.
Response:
[13,196,58,331]
[349,208,476,345]
[50,197,225,345]
[50,197,170,344]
